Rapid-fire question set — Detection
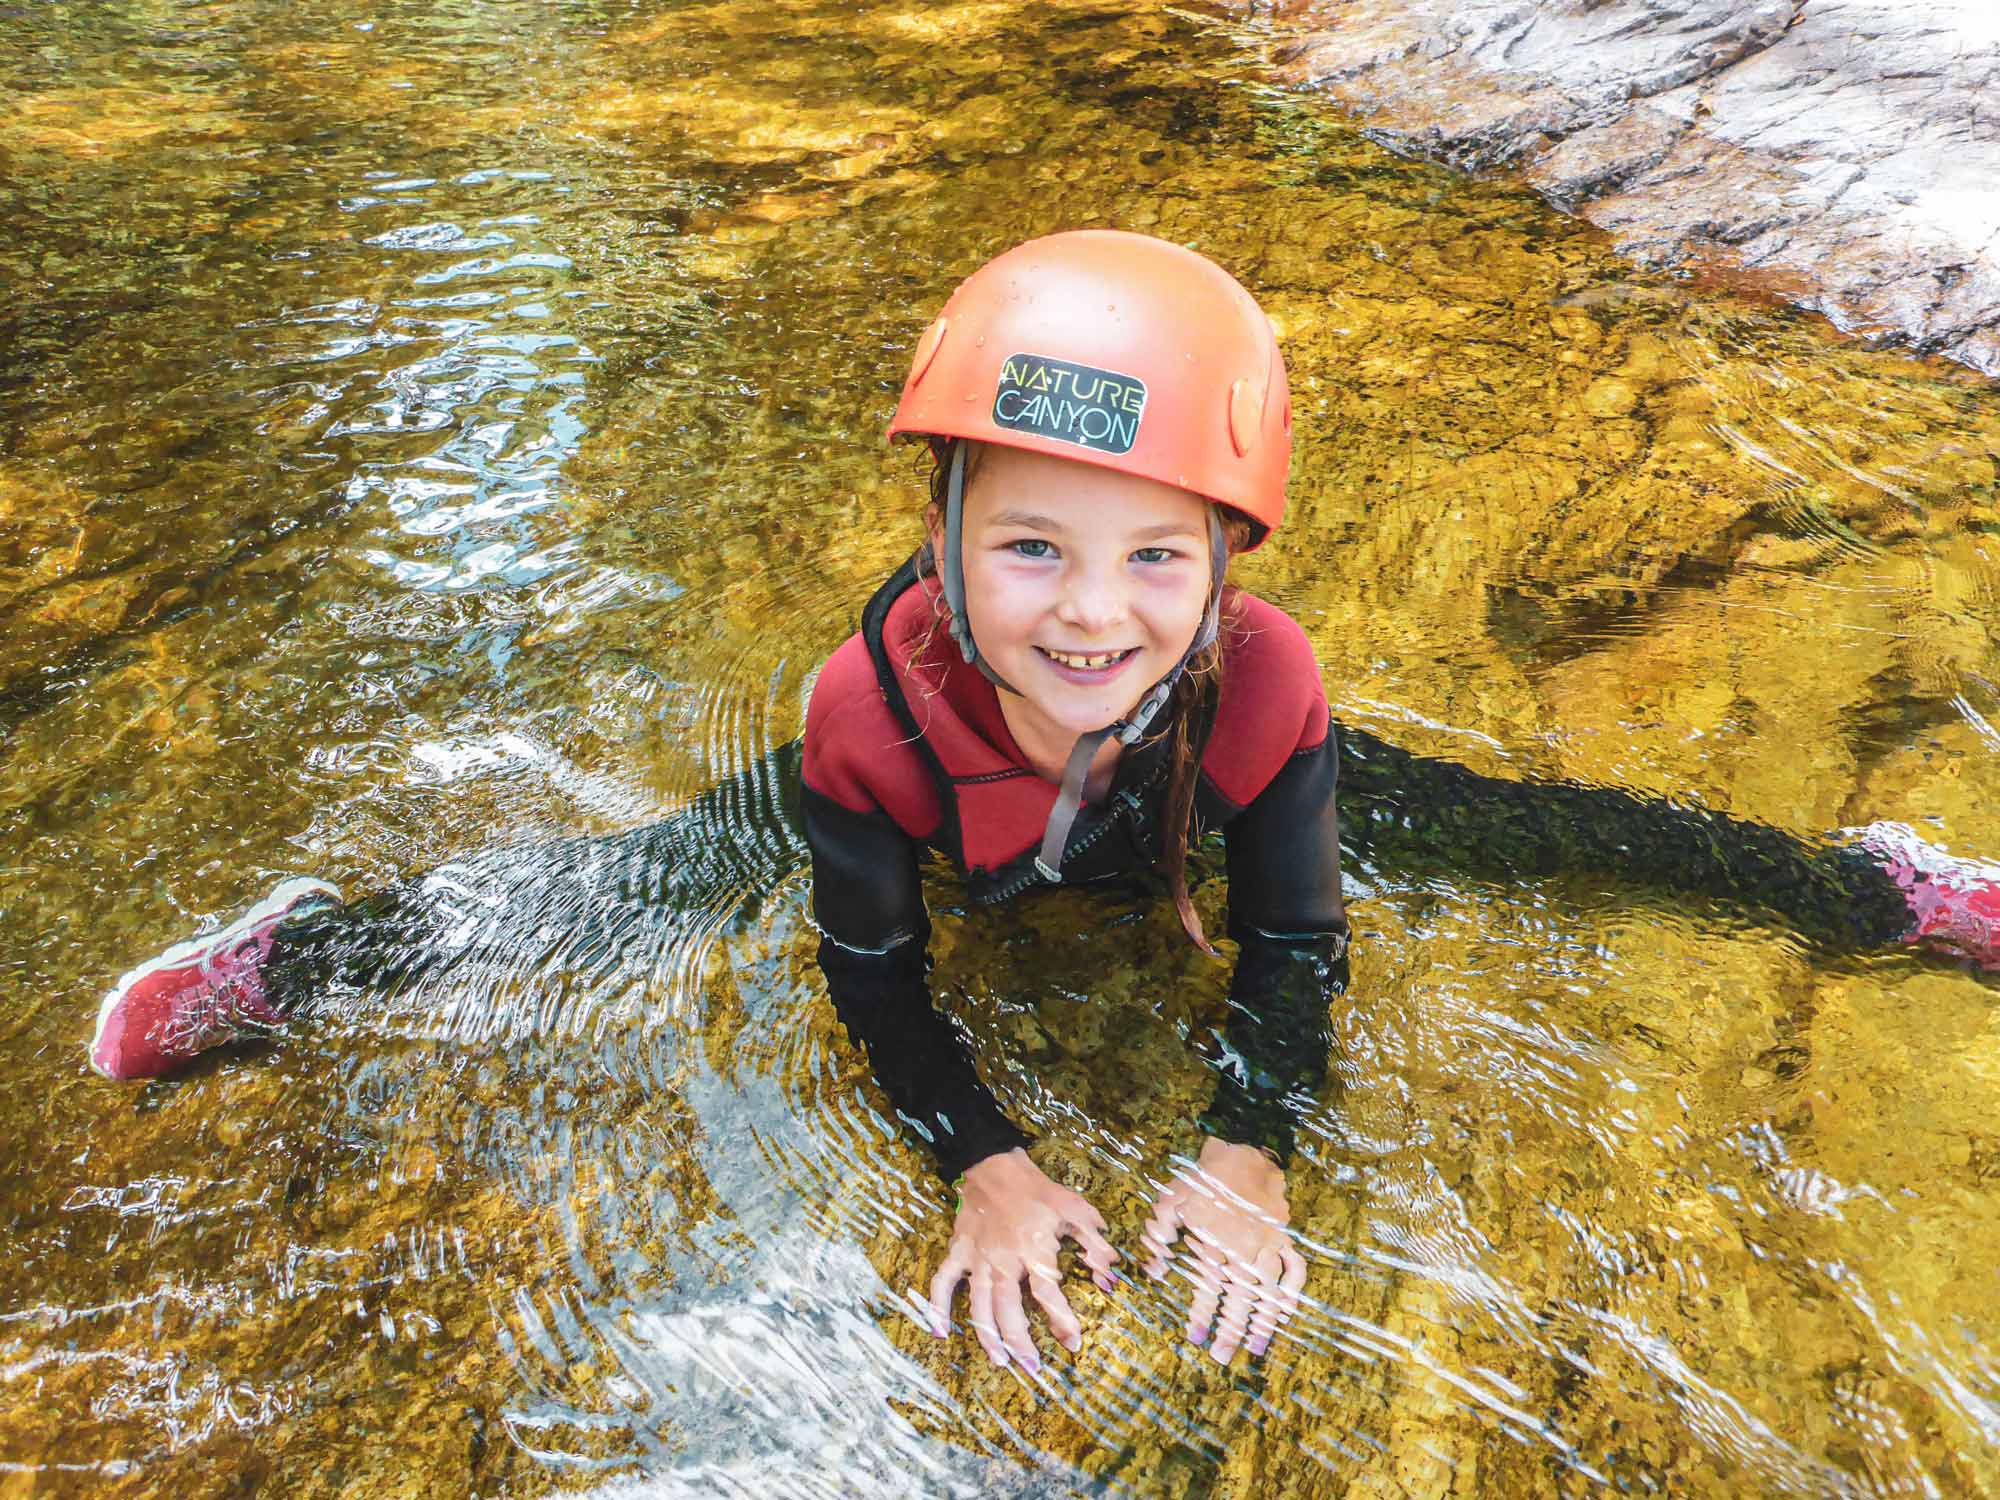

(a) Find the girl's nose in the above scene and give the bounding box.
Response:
[1056,570,1129,635]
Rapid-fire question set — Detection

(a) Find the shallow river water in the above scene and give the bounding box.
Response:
[4,1,2000,1496]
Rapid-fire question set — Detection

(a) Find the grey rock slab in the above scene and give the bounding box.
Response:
[1259,0,2000,373]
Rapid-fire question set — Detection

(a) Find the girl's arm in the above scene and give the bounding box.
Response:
[1204,729,1348,1163]
[1147,726,1343,1364]
[803,787,1031,1181]
[806,782,1112,1370]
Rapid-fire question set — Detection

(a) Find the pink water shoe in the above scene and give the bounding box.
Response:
[89,877,341,1080]
[1853,822,2000,971]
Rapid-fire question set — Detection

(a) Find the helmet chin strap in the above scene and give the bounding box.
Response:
[935,439,1229,884]
[940,441,1022,698]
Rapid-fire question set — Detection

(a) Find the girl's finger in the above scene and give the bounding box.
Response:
[1066,1194,1110,1237]
[927,1246,969,1336]
[1140,1193,1183,1278]
[993,1275,1041,1373]
[1183,1241,1226,1346]
[1209,1267,1259,1366]
[1245,1247,1286,1358]
[1027,1269,1083,1354]
[968,1270,1009,1368]
[1068,1220,1120,1290]
[1278,1241,1308,1305]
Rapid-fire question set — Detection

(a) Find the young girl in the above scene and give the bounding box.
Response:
[89,231,2000,1376]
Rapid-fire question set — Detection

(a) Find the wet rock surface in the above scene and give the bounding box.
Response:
[1255,0,2000,373]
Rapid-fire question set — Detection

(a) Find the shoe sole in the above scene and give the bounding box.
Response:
[89,876,343,1080]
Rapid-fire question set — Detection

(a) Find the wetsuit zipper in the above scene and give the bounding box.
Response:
[981,787,1148,904]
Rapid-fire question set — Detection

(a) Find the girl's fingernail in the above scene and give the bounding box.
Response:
[1095,1273,1115,1293]
[1188,1324,1208,1345]
[1248,1338,1268,1357]
[1064,1336,1081,1354]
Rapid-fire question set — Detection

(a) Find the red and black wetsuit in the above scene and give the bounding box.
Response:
[258,566,1915,1117]
[801,555,1347,1182]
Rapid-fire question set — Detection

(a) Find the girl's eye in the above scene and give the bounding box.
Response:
[1009,538,1054,559]
[1132,546,1176,564]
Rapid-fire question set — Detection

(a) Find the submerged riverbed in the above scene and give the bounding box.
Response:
[4,0,2000,1496]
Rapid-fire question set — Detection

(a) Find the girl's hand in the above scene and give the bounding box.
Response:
[1141,1136,1306,1364]
[927,1148,1119,1371]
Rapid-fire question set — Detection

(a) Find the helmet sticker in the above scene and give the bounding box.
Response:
[992,353,1147,456]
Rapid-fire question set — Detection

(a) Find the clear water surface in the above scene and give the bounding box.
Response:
[3,0,1999,1495]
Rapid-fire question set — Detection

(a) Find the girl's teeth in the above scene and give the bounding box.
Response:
[1045,648,1126,669]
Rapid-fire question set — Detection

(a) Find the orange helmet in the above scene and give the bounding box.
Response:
[887,229,1291,545]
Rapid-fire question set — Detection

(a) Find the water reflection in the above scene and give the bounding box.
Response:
[3,0,1999,1494]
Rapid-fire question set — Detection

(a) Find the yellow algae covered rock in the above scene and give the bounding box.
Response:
[0,1045,628,1499]
[0,464,92,601]
[1851,715,2000,848]
[874,0,1021,45]
[570,83,927,165]
[241,42,447,123]
[3,87,246,156]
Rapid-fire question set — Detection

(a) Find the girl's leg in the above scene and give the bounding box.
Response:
[89,742,810,1080]
[1334,724,1951,956]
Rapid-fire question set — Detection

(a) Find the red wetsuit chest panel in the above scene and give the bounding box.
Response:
[801,564,1329,873]
[1206,594,1331,806]
[802,627,945,842]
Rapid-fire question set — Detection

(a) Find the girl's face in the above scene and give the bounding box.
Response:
[946,442,1215,747]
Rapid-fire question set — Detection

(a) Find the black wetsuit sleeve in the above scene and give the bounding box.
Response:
[1203,730,1348,1164]
[802,786,1032,1182]
[1334,727,1910,949]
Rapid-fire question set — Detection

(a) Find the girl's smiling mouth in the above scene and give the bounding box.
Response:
[1036,645,1139,681]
